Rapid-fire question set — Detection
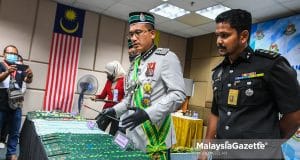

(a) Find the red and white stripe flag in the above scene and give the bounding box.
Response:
[43,4,85,112]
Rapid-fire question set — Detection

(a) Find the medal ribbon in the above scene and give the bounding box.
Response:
[132,56,171,160]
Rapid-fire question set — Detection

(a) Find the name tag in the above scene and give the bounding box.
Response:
[228,89,239,106]
[113,131,130,150]
[113,89,118,102]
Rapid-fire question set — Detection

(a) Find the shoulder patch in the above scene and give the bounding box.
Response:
[155,48,169,56]
[255,49,280,59]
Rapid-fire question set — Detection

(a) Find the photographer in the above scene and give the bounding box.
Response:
[0,45,33,160]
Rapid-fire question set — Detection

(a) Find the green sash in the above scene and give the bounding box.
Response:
[133,57,171,160]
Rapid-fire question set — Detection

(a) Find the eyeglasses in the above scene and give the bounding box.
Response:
[127,29,152,39]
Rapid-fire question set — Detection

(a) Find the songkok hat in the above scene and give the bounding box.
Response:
[128,12,155,26]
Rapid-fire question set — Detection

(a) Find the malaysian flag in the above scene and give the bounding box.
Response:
[44,3,85,112]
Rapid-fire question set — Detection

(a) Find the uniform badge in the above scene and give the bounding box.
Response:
[146,62,156,77]
[228,89,239,106]
[140,13,145,21]
[245,88,254,96]
[142,94,151,106]
[143,82,152,94]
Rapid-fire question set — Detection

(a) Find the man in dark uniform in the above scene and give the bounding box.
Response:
[199,9,300,159]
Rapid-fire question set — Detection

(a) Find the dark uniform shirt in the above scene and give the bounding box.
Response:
[211,46,300,139]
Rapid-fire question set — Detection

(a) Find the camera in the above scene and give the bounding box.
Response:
[16,64,29,72]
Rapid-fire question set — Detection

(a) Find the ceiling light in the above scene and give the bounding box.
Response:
[162,0,168,2]
[195,4,231,20]
[150,3,190,19]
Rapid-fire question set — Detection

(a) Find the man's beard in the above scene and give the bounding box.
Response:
[217,45,227,56]
[217,41,241,57]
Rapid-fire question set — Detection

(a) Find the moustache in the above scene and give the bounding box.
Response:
[217,45,226,50]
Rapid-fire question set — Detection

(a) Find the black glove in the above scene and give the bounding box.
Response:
[96,108,116,129]
[122,107,150,131]
[118,127,127,134]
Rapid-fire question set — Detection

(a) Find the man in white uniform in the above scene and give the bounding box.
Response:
[98,12,186,160]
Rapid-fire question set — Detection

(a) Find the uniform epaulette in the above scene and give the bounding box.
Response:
[255,49,280,59]
[155,48,169,56]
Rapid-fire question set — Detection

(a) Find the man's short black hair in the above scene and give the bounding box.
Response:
[3,45,18,54]
[215,9,252,35]
[145,23,154,30]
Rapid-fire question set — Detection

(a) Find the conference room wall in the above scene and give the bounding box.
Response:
[0,0,188,119]
[121,25,131,70]
[187,33,224,108]
[0,0,38,60]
